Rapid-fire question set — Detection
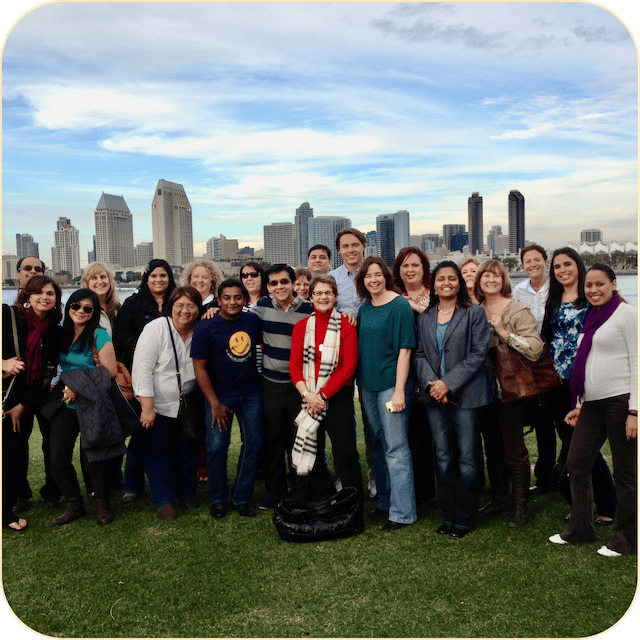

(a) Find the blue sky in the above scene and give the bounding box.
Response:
[1,1,638,268]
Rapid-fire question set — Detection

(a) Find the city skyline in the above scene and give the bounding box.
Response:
[1,2,638,268]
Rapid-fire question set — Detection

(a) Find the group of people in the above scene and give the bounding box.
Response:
[2,234,636,557]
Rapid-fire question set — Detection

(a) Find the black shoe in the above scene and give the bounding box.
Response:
[233,504,257,517]
[13,497,30,513]
[436,523,453,535]
[450,527,469,539]
[368,508,389,521]
[382,520,406,532]
[43,495,64,509]
[209,503,227,519]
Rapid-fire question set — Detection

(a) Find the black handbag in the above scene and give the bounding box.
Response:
[413,384,439,408]
[166,318,205,441]
[272,487,364,543]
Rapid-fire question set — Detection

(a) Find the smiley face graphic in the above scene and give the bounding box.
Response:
[229,331,251,358]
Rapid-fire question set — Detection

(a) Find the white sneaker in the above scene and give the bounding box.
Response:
[368,479,377,498]
[597,545,622,557]
[549,534,569,545]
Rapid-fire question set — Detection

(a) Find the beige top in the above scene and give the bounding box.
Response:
[488,299,544,362]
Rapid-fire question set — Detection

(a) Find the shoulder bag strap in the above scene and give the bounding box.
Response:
[165,317,183,397]
[2,307,21,408]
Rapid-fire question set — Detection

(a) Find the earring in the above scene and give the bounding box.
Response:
[24,302,31,308]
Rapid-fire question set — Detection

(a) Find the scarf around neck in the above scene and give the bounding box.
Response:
[570,293,622,406]
[22,306,52,386]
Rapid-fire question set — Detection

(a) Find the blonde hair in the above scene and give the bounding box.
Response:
[80,263,120,321]
[459,257,481,271]
[182,258,223,295]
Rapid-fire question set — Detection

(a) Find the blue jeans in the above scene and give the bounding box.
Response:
[360,383,416,524]
[140,413,198,508]
[427,404,482,531]
[205,389,263,506]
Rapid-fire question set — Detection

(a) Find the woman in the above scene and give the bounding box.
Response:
[393,247,436,505]
[2,276,63,531]
[475,260,544,527]
[289,274,363,502]
[114,259,177,501]
[239,262,268,307]
[183,258,223,314]
[81,262,121,336]
[355,257,416,531]
[293,267,312,301]
[393,246,430,314]
[460,257,480,304]
[542,248,616,523]
[132,286,202,520]
[49,289,125,526]
[415,262,492,538]
[549,264,636,556]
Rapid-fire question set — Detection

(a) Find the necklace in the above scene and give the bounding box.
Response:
[437,304,454,315]
[407,286,426,302]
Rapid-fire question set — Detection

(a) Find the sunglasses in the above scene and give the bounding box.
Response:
[241,272,260,279]
[19,265,44,273]
[70,303,94,314]
[269,278,291,287]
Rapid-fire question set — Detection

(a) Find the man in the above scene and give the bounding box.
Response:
[249,264,315,509]
[9,256,61,513]
[329,228,367,314]
[307,245,331,276]
[512,244,554,494]
[192,279,263,518]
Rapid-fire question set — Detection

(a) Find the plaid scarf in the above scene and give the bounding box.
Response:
[292,308,341,475]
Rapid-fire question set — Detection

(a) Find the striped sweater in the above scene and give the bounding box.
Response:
[250,295,313,383]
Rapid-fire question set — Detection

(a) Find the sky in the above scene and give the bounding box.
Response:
[1,1,638,269]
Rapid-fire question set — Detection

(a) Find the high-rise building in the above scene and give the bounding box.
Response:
[152,179,194,266]
[2,255,20,281]
[365,230,377,258]
[307,216,352,268]
[486,225,502,253]
[294,202,314,266]
[450,231,469,253]
[16,233,39,259]
[468,192,483,255]
[94,193,135,269]
[421,233,440,254]
[508,190,525,254]
[51,217,81,278]
[376,210,410,266]
[135,242,154,267]
[442,224,465,252]
[263,222,295,266]
[581,228,603,243]
[206,235,239,261]
[88,235,97,264]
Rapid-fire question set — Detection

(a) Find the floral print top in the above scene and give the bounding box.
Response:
[549,302,589,380]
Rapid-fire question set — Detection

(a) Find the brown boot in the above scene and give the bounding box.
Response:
[89,465,115,525]
[508,464,530,528]
[52,498,86,526]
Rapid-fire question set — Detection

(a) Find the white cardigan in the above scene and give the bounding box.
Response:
[582,303,637,411]
[132,316,196,418]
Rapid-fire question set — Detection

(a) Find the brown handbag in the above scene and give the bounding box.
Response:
[491,342,562,403]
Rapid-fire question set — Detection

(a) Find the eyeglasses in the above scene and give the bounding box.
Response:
[269,278,291,287]
[69,303,94,314]
[312,290,335,298]
[173,303,199,312]
[241,272,260,279]
[19,265,44,273]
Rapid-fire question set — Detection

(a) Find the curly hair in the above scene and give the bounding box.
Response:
[182,258,223,296]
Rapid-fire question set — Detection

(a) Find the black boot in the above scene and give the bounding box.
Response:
[479,461,511,516]
[89,464,114,525]
[52,497,86,526]
[508,464,530,528]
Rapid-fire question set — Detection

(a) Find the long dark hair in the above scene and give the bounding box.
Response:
[138,259,177,312]
[355,256,398,302]
[14,275,63,324]
[542,248,587,343]
[239,262,268,297]
[587,263,625,303]
[61,289,102,354]
[428,261,471,310]
[392,247,431,294]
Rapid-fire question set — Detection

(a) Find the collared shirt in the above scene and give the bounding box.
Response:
[132,316,197,418]
[329,264,364,315]
[512,277,550,333]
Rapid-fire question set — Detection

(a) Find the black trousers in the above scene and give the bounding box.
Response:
[3,416,21,525]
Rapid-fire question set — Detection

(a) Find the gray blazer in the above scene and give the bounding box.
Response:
[414,304,492,409]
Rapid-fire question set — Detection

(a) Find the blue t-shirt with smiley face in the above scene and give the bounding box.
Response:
[190,311,261,397]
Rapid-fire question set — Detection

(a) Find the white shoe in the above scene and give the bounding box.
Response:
[549,534,569,545]
[368,479,377,498]
[597,545,622,557]
[334,478,343,491]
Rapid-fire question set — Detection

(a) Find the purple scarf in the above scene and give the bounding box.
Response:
[570,294,622,406]
[22,306,52,386]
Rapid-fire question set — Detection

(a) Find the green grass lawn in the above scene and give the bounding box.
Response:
[2,412,637,638]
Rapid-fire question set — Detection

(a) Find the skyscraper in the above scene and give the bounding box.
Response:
[442,224,465,252]
[152,179,194,266]
[51,217,81,278]
[376,210,411,266]
[94,192,135,269]
[135,242,154,267]
[307,216,351,268]
[508,190,525,254]
[206,235,239,261]
[581,229,603,243]
[487,225,502,253]
[16,233,39,259]
[263,222,295,266]
[294,202,314,266]
[468,192,483,255]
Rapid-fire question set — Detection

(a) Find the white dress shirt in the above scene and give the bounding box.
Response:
[512,277,550,333]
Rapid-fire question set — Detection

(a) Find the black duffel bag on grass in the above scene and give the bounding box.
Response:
[272,487,364,543]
